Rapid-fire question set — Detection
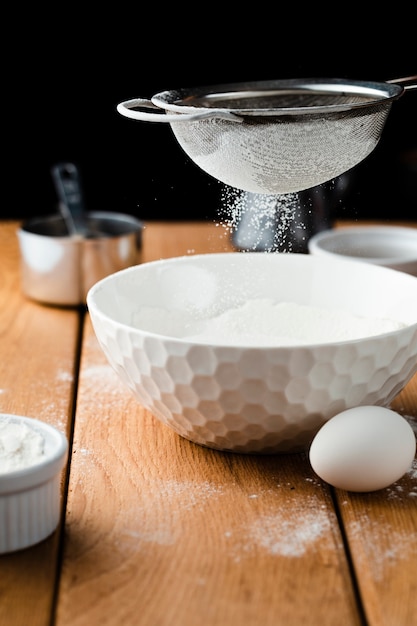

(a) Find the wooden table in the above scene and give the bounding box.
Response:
[0,219,416,626]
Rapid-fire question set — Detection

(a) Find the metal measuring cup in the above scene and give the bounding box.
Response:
[17,211,143,307]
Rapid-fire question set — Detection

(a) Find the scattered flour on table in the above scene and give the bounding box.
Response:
[385,457,417,499]
[35,368,74,429]
[134,299,405,346]
[241,508,332,558]
[223,489,336,561]
[408,458,417,481]
[78,363,129,413]
[116,477,335,559]
[116,479,226,550]
[347,518,417,581]
[0,417,45,473]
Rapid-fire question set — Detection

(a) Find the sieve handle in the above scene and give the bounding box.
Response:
[386,75,417,90]
[116,98,244,123]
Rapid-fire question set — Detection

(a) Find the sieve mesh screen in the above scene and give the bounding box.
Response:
[170,104,391,194]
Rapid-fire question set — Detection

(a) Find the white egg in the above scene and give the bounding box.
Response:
[309,406,416,492]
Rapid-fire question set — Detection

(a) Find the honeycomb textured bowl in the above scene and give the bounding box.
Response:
[87,253,417,454]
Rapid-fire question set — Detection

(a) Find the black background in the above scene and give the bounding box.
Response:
[6,12,416,224]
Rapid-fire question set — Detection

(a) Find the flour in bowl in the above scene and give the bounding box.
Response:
[134,299,406,346]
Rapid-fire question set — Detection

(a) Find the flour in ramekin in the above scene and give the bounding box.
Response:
[0,418,45,473]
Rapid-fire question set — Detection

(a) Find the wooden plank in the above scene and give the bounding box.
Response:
[141,221,235,260]
[330,220,417,626]
[57,222,361,626]
[0,221,81,626]
[336,377,417,626]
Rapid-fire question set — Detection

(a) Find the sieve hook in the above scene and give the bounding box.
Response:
[116,98,244,123]
[386,75,417,90]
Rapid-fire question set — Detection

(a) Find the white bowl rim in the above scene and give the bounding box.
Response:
[0,414,68,493]
[87,251,417,349]
[308,225,417,264]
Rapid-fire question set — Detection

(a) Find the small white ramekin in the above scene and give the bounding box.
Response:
[308,226,417,276]
[0,414,68,554]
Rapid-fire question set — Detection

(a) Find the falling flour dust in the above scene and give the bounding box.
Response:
[218,187,301,251]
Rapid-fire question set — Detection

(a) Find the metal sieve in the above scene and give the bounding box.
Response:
[117,76,416,195]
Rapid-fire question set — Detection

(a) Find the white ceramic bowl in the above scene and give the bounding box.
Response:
[0,414,68,553]
[308,226,417,276]
[87,253,417,454]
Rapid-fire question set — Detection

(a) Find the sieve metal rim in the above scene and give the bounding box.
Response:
[151,77,404,118]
